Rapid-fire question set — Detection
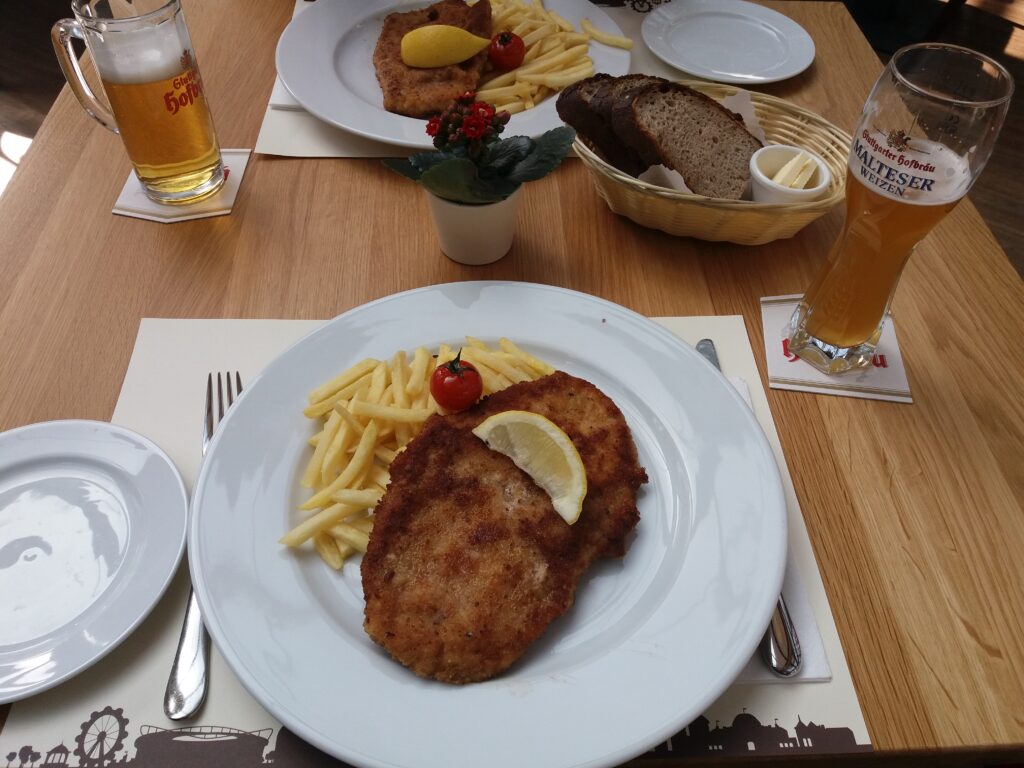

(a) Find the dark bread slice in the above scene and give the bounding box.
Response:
[590,74,667,171]
[555,74,620,163]
[630,82,762,199]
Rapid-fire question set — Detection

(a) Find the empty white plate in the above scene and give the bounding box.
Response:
[0,420,187,703]
[642,0,815,84]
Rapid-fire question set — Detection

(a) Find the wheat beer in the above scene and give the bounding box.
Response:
[798,138,965,349]
[788,43,1013,374]
[52,0,224,204]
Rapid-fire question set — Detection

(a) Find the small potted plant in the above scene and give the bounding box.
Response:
[385,92,575,265]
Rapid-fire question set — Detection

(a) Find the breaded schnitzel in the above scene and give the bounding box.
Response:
[362,371,647,683]
[374,0,493,118]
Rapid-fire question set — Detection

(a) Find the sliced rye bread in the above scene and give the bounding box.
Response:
[629,82,763,199]
[555,74,622,165]
[589,74,667,174]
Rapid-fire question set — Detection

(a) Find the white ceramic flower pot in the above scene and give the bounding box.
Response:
[425,187,521,265]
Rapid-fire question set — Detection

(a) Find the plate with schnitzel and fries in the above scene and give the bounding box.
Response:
[275,0,631,148]
[188,282,786,768]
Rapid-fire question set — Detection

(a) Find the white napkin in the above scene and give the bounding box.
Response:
[726,377,830,684]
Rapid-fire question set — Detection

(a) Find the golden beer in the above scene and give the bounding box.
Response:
[52,0,225,204]
[799,165,959,349]
[787,44,1012,375]
[102,63,222,199]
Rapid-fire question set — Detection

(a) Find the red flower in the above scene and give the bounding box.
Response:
[425,116,442,137]
[471,101,495,120]
[461,114,487,140]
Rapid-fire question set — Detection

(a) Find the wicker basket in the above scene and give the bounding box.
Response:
[574,81,853,245]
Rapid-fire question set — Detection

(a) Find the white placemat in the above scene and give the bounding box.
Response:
[0,315,871,764]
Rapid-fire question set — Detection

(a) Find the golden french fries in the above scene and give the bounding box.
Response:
[479,0,600,114]
[580,18,634,50]
[281,338,555,570]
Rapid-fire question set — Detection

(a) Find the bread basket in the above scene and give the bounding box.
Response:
[573,80,852,245]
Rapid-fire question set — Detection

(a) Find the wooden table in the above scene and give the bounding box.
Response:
[2,1,1023,762]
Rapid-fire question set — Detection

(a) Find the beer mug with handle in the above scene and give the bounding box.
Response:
[52,0,225,204]
[788,43,1013,374]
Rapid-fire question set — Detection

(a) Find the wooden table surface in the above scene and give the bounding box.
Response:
[2,0,1023,760]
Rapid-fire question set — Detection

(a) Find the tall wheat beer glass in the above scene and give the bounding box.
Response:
[52,0,224,204]
[788,44,1013,374]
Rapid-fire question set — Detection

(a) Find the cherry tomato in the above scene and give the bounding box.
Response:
[430,351,483,412]
[488,32,526,71]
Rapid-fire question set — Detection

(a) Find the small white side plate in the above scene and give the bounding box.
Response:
[641,0,815,84]
[0,420,187,703]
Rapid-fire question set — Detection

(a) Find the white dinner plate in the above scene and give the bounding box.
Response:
[0,420,187,703]
[642,0,815,84]
[275,0,631,149]
[189,282,786,768]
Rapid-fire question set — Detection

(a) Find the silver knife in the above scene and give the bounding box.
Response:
[695,338,802,677]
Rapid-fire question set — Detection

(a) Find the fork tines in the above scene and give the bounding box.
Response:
[203,372,244,455]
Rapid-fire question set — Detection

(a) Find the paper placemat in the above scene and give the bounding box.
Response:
[255,1,686,158]
[0,316,871,764]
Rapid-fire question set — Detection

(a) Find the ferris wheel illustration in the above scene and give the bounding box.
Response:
[74,706,130,767]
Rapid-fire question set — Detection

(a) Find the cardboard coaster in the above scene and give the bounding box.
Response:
[761,294,913,403]
[112,148,252,223]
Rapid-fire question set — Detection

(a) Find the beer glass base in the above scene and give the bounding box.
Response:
[787,304,883,375]
[139,161,226,205]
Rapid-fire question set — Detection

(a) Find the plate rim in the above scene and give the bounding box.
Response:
[189,281,787,768]
[0,418,188,704]
[641,0,816,85]
[274,0,631,148]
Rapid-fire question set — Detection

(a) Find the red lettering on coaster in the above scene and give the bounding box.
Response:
[782,338,799,362]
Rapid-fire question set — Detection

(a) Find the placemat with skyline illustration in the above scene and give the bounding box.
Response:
[0,318,871,766]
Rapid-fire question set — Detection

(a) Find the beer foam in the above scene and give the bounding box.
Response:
[88,19,193,84]
[849,133,971,206]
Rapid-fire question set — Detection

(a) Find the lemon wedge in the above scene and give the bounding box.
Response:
[401,25,491,68]
[472,410,587,525]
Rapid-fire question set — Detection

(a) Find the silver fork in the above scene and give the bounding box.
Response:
[164,371,243,720]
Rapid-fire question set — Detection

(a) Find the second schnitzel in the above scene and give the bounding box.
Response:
[374,0,493,118]
[361,371,647,683]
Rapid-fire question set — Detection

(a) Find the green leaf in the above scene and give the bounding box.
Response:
[409,151,452,174]
[480,176,522,200]
[419,158,519,204]
[482,136,534,174]
[382,158,422,181]
[506,127,576,183]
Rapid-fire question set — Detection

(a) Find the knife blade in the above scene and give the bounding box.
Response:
[694,338,802,678]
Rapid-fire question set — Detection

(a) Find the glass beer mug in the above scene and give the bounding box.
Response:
[788,43,1013,374]
[52,0,225,204]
